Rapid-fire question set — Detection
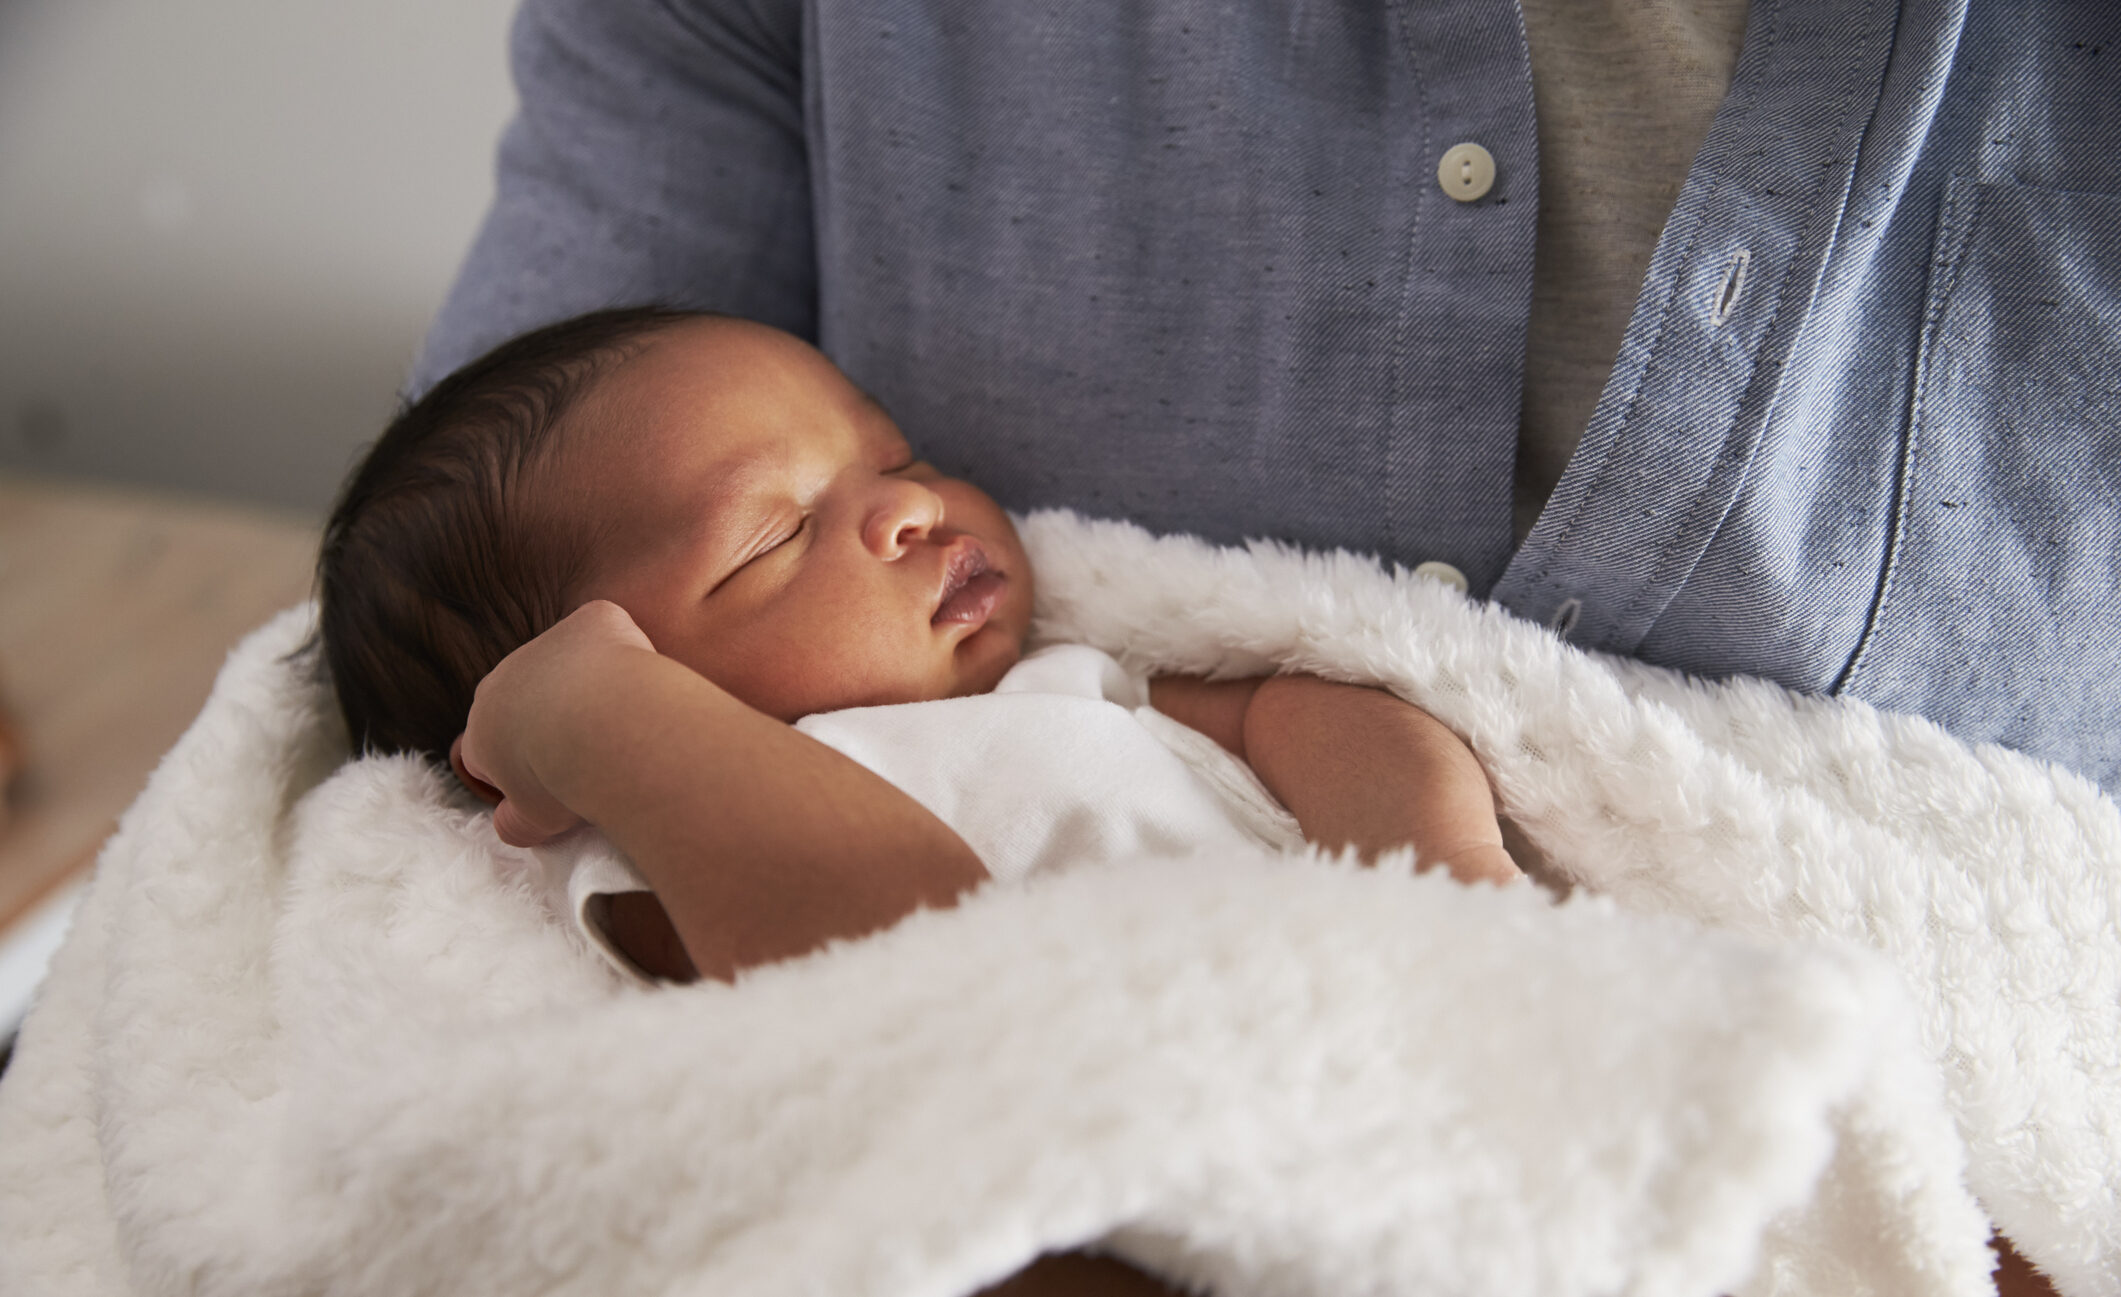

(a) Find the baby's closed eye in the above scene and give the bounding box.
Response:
[712,514,809,594]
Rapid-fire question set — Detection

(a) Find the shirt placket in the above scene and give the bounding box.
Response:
[1492,0,1917,654]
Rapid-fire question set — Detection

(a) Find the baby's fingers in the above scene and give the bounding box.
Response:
[453,737,580,846]
[449,735,504,805]
[491,797,583,849]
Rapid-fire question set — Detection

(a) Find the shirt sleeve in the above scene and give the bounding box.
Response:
[561,842,660,987]
[410,0,816,394]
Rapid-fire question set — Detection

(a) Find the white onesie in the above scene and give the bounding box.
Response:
[557,643,1301,982]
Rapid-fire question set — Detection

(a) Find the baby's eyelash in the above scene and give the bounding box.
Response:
[710,516,807,594]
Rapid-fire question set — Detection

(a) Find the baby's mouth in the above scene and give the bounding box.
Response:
[933,540,1006,627]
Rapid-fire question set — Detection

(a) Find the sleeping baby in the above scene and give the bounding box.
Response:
[316,308,1520,984]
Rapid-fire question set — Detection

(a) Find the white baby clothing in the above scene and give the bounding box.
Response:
[556,644,1300,982]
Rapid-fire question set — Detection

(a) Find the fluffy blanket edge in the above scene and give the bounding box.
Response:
[1,509,2113,1296]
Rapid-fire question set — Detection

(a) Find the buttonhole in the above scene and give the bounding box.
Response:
[1549,597,1582,637]
[1710,249,1751,326]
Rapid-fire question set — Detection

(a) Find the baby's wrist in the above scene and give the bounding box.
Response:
[506,644,659,786]
[529,647,744,812]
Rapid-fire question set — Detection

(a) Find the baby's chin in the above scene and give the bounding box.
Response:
[947,627,1028,699]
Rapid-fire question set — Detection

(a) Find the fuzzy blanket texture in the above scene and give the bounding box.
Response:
[1,511,2116,1297]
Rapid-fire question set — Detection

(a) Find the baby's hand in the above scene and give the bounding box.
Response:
[1244,676,1521,886]
[452,600,659,848]
[1155,674,1522,887]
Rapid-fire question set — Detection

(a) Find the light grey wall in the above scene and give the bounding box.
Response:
[0,0,520,513]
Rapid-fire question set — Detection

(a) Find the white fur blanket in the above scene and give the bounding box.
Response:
[2,511,2116,1296]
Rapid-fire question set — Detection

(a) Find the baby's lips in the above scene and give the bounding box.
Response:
[930,535,994,614]
[933,569,1008,628]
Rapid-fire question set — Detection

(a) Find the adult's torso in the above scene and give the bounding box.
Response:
[803,0,2121,791]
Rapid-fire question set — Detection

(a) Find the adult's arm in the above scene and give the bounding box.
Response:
[413,0,814,393]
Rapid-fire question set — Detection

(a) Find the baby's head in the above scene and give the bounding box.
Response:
[319,309,1034,761]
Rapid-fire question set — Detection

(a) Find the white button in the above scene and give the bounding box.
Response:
[1437,142,1495,202]
[1414,560,1469,593]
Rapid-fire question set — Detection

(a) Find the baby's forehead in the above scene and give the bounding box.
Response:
[546,318,915,533]
[594,317,874,419]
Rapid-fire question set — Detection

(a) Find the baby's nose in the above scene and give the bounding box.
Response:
[865,479,945,557]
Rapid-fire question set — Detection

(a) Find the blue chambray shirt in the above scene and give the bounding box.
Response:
[415,0,2121,794]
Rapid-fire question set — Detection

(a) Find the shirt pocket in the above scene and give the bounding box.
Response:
[1835,177,2121,790]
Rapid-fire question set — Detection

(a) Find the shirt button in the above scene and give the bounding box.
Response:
[1437,142,1496,202]
[1414,560,1469,593]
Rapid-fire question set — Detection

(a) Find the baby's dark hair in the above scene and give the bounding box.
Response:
[317,306,697,762]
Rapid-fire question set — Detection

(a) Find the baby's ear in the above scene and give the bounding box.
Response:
[449,734,504,806]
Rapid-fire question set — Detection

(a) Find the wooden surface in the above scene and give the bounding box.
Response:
[0,473,318,932]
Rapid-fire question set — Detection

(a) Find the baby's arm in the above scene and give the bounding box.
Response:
[1149,674,1519,885]
[454,601,988,981]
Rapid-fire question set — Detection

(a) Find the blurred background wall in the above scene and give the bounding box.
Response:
[0,0,521,513]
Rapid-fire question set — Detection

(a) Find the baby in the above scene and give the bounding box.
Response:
[318,308,1519,984]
